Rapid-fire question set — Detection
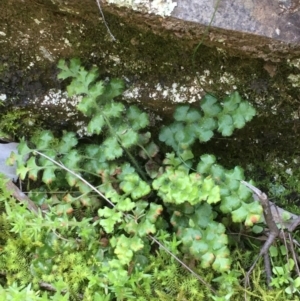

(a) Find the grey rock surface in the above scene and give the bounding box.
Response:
[173,0,300,44]
[0,143,19,181]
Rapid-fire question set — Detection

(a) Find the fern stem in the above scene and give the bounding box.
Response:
[103,115,148,181]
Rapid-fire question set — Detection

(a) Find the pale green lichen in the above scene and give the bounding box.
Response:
[122,68,241,105]
[105,0,177,17]
[288,74,300,87]
[287,58,300,87]
[287,58,300,70]
[123,78,203,104]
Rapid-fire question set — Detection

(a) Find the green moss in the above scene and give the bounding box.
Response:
[0,108,41,140]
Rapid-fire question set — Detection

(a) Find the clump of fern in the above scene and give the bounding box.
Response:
[0,58,274,301]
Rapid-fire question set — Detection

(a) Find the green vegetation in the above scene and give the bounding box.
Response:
[0,58,297,300]
[0,108,38,141]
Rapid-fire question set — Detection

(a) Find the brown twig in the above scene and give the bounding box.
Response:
[5,179,39,214]
[241,181,279,288]
[241,180,300,293]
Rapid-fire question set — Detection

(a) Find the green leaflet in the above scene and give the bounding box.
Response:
[127,105,149,130]
[18,138,32,156]
[87,114,105,135]
[174,105,202,123]
[57,132,78,154]
[111,235,144,265]
[159,122,184,149]
[77,96,98,115]
[102,101,125,119]
[181,228,203,246]
[101,78,124,101]
[200,94,222,117]
[231,201,263,226]
[57,58,81,80]
[117,128,138,148]
[197,154,216,174]
[32,130,55,150]
[139,141,159,160]
[199,178,220,204]
[26,157,40,181]
[115,197,136,211]
[220,195,241,213]
[192,203,214,228]
[98,207,122,233]
[217,114,234,136]
[159,91,256,151]
[102,137,123,160]
[16,164,30,180]
[120,173,151,200]
[41,167,56,185]
[222,91,241,112]
[61,150,81,170]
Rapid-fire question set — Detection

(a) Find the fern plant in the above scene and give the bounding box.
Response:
[1,58,264,300]
[159,92,255,149]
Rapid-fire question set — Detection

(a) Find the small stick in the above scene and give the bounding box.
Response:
[263,252,272,289]
[241,181,279,287]
[5,179,39,214]
[95,0,116,41]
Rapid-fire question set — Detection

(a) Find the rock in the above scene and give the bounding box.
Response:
[173,0,300,44]
[0,143,19,181]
